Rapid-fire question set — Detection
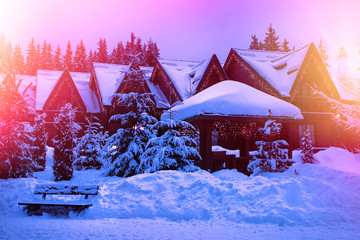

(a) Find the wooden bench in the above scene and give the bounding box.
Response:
[18,184,99,216]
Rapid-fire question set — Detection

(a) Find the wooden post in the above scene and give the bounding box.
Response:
[198,120,213,171]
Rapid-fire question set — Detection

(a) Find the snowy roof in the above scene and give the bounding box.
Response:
[234,45,310,97]
[168,80,303,120]
[36,70,100,113]
[0,74,36,110]
[93,62,153,106]
[158,57,213,100]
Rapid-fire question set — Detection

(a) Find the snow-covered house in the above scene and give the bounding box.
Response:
[223,43,341,148]
[150,55,228,105]
[169,80,303,172]
[35,69,101,140]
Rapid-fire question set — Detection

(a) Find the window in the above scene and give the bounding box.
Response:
[299,124,315,145]
[212,131,218,145]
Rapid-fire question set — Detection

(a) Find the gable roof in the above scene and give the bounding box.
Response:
[36,70,100,113]
[92,62,169,108]
[233,45,309,97]
[158,55,226,100]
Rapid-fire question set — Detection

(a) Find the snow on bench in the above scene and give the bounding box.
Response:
[18,184,99,216]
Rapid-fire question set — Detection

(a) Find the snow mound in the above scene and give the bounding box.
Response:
[315,147,360,174]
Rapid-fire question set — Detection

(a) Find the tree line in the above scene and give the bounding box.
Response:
[0,32,160,75]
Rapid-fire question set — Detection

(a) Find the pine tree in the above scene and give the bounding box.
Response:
[39,40,53,70]
[249,34,261,50]
[317,40,329,67]
[87,50,95,72]
[263,23,281,51]
[0,34,6,73]
[300,129,316,164]
[281,38,290,52]
[31,113,48,171]
[248,115,293,175]
[121,54,149,93]
[4,42,14,74]
[139,108,200,173]
[145,39,160,66]
[0,74,34,178]
[124,33,137,64]
[53,45,63,71]
[25,38,38,75]
[13,45,25,74]
[96,38,108,63]
[74,118,108,170]
[104,92,157,177]
[73,40,87,72]
[63,41,73,71]
[53,103,81,181]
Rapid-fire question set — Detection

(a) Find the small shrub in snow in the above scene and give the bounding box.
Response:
[53,104,81,181]
[248,118,293,175]
[74,118,108,170]
[300,129,317,164]
[31,113,48,171]
[0,75,34,178]
[104,92,157,177]
[138,110,200,173]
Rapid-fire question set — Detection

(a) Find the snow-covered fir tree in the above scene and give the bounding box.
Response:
[104,92,157,177]
[248,116,293,175]
[74,118,108,170]
[96,38,108,63]
[263,23,281,51]
[53,103,80,181]
[31,113,48,171]
[318,40,329,67]
[139,107,200,173]
[73,40,87,72]
[63,41,73,71]
[300,129,317,164]
[53,45,63,71]
[0,75,34,178]
[13,45,25,74]
[25,38,38,75]
[39,40,53,70]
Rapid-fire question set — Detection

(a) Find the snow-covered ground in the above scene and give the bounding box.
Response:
[1,147,360,239]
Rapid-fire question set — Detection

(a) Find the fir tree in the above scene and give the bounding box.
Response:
[63,41,73,71]
[39,40,53,70]
[248,115,293,175]
[104,92,157,177]
[74,118,108,170]
[31,113,48,171]
[249,34,261,50]
[281,38,290,52]
[0,74,34,178]
[264,23,280,51]
[145,39,160,66]
[318,40,329,67]
[53,45,63,71]
[53,103,81,181]
[13,45,25,74]
[4,42,14,74]
[0,34,6,73]
[25,38,38,75]
[139,108,200,173]
[73,40,87,72]
[87,50,95,72]
[300,129,317,164]
[96,38,108,63]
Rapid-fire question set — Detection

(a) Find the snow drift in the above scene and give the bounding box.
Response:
[1,147,360,228]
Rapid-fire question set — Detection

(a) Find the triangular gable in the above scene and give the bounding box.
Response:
[196,54,228,93]
[43,69,87,112]
[290,43,340,100]
[116,63,150,94]
[149,59,183,105]
[223,48,281,97]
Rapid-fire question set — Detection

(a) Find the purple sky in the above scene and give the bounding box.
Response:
[1,0,360,64]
